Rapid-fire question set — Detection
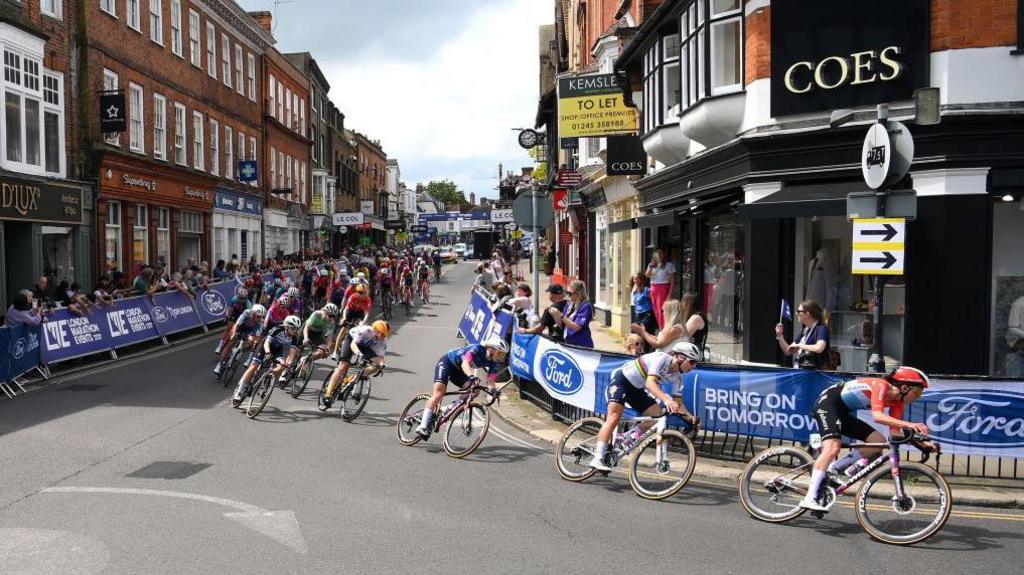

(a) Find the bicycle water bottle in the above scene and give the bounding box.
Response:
[844,458,869,477]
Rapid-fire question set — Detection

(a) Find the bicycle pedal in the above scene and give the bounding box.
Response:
[810,510,826,519]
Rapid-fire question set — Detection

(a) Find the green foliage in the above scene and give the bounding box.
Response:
[532,162,548,182]
[425,179,468,208]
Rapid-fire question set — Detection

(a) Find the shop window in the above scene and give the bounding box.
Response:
[149,0,163,45]
[156,208,170,267]
[991,200,1024,376]
[153,93,166,160]
[703,213,745,363]
[106,201,122,273]
[42,226,73,284]
[170,0,183,57]
[595,210,610,307]
[133,204,148,270]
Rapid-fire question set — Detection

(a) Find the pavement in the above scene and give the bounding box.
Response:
[1,261,1023,574]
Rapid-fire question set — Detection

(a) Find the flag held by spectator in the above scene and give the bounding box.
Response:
[780,299,792,322]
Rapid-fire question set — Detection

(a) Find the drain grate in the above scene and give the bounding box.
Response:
[127,461,211,480]
[58,384,107,392]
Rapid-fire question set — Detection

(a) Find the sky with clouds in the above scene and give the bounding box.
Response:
[239,0,550,200]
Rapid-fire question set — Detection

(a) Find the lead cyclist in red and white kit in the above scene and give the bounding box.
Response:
[801,366,938,511]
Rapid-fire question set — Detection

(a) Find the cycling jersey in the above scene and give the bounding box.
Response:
[233,309,263,335]
[257,325,297,360]
[840,378,905,419]
[442,344,502,382]
[346,324,387,357]
[304,310,335,336]
[418,265,430,280]
[330,281,348,305]
[227,295,251,320]
[345,294,372,313]
[267,300,299,325]
[314,275,331,291]
[618,352,680,390]
[402,271,414,287]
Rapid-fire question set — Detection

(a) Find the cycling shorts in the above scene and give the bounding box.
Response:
[338,335,378,364]
[248,345,286,366]
[433,358,471,388]
[813,384,876,442]
[306,329,326,347]
[234,323,260,339]
[343,310,366,326]
[605,369,657,413]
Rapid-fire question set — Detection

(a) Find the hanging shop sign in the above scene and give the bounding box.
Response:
[214,188,262,216]
[332,212,364,226]
[852,218,906,275]
[238,160,259,184]
[99,91,127,133]
[552,188,568,212]
[606,135,648,176]
[0,178,84,225]
[557,73,638,138]
[360,200,375,215]
[556,168,582,187]
[770,0,930,117]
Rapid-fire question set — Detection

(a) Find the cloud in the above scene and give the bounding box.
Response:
[240,0,549,199]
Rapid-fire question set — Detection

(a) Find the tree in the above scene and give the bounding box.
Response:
[532,162,548,182]
[424,179,468,208]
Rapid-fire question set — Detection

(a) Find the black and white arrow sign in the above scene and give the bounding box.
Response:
[853,218,905,244]
[859,252,898,269]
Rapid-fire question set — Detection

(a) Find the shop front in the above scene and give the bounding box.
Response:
[0,174,93,309]
[287,203,309,255]
[264,207,289,257]
[213,187,263,264]
[97,156,214,277]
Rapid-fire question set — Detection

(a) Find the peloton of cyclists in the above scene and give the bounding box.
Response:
[320,320,391,410]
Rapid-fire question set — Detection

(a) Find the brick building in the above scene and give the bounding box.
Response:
[331,126,360,250]
[85,0,272,277]
[283,51,329,253]
[352,131,387,246]
[0,1,94,309]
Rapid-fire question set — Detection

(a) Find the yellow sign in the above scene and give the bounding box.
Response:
[396,232,408,243]
[511,229,523,239]
[557,73,638,138]
[310,191,324,215]
[851,218,906,275]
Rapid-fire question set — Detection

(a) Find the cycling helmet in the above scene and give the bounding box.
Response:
[278,294,292,304]
[322,303,339,316]
[355,284,368,294]
[319,268,329,276]
[250,304,267,316]
[669,341,702,362]
[371,320,391,338]
[282,315,302,329]
[356,272,366,280]
[482,336,509,355]
[236,287,249,298]
[890,366,930,389]
[288,287,299,297]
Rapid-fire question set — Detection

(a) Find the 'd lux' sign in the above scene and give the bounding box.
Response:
[770,0,930,117]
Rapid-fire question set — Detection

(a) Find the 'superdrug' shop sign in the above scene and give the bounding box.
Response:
[770,0,930,117]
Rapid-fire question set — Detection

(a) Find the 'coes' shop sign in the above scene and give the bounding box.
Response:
[770,0,930,117]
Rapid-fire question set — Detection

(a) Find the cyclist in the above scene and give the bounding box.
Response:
[415,336,508,439]
[588,341,702,471]
[301,263,316,300]
[329,272,350,309]
[320,320,390,410]
[312,268,332,307]
[265,293,300,329]
[378,266,394,308]
[800,366,936,512]
[416,258,431,303]
[330,283,373,360]
[400,264,415,307]
[277,302,339,387]
[231,315,302,407]
[214,303,266,378]
[215,287,252,355]
[431,250,442,281]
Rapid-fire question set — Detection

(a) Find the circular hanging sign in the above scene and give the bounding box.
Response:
[518,129,539,150]
[861,123,891,190]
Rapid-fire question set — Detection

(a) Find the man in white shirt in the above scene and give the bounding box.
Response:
[1006,295,1024,377]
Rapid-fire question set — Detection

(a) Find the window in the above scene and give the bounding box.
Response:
[270,145,276,187]
[188,10,201,68]
[153,93,166,159]
[133,204,148,269]
[678,0,743,112]
[170,0,182,57]
[311,126,317,163]
[248,136,256,186]
[993,200,1024,375]
[277,83,283,121]
[278,151,284,189]
[106,201,122,272]
[246,53,256,100]
[663,34,681,119]
[129,83,144,153]
[127,0,141,31]
[42,73,62,174]
[179,211,203,233]
[285,88,292,128]
[206,24,217,79]
[237,131,244,163]
[209,118,219,175]
[156,207,170,267]
[192,111,203,170]
[149,0,163,44]
[225,125,233,179]
[286,155,292,191]
[101,0,116,17]
[268,75,276,119]
[291,92,298,130]
[703,211,746,363]
[234,45,244,95]
[221,33,231,86]
[300,161,306,203]
[4,48,64,176]
[299,100,305,136]
[173,103,186,164]
[42,0,62,19]
[102,68,119,146]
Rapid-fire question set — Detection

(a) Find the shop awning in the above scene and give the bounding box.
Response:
[609,218,637,233]
[736,183,862,219]
[636,211,676,228]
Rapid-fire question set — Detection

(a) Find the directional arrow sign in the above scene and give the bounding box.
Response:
[853,218,905,244]
[852,217,905,275]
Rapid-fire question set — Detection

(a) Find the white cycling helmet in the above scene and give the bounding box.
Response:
[288,287,299,297]
[669,341,702,362]
[322,303,339,316]
[283,315,302,329]
[236,287,248,298]
[482,336,509,355]
[355,272,366,279]
[250,304,266,316]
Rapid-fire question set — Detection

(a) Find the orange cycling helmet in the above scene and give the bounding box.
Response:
[371,320,391,338]
[355,284,367,294]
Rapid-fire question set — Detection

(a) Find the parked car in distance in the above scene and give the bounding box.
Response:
[438,247,459,263]
[453,243,467,258]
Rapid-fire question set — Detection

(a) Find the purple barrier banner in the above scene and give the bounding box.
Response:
[9,323,42,379]
[0,327,11,382]
[41,308,113,364]
[149,290,204,336]
[195,282,238,325]
[106,296,161,348]
[284,269,298,284]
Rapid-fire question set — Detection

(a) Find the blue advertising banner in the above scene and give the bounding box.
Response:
[106,296,161,348]
[41,308,113,364]
[284,269,298,284]
[149,290,204,336]
[8,323,42,378]
[195,282,238,325]
[215,187,262,216]
[458,290,515,345]
[904,380,1024,457]
[0,327,12,382]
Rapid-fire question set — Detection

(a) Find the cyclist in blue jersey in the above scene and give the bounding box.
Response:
[415,336,508,439]
[214,304,265,377]
[231,315,301,407]
[215,287,252,355]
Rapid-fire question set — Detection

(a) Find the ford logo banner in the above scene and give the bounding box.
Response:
[914,388,1024,452]
[539,349,585,395]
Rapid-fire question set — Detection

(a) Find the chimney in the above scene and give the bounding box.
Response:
[249,11,273,34]
[469,192,476,206]
[521,167,534,178]
[416,183,424,193]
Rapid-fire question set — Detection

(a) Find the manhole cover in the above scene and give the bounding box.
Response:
[127,461,211,480]
[58,384,107,392]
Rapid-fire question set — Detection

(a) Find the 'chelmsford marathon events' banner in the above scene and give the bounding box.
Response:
[557,73,638,138]
[458,289,515,345]
[511,334,1024,458]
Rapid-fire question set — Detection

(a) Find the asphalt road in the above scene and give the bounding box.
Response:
[1,262,1022,574]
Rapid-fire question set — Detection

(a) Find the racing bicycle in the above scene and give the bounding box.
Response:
[216,335,254,387]
[286,343,330,398]
[316,358,384,421]
[379,288,393,321]
[737,429,952,545]
[241,357,288,419]
[555,408,699,500]
[396,379,511,458]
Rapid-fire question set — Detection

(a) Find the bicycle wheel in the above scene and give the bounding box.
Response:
[290,354,314,398]
[246,370,276,419]
[442,402,490,458]
[221,349,241,388]
[627,430,696,500]
[855,462,952,545]
[738,446,814,523]
[554,416,604,482]
[341,375,371,422]
[396,394,430,446]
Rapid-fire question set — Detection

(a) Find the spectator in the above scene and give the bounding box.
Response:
[553,279,594,348]
[132,268,157,297]
[490,251,506,283]
[776,299,830,370]
[213,259,227,280]
[68,282,95,315]
[508,283,534,328]
[4,290,44,327]
[32,275,52,308]
[630,273,657,344]
[472,263,488,293]
[633,296,706,353]
[645,249,676,329]
[53,281,84,316]
[518,284,569,343]
[93,278,116,306]
[624,334,645,357]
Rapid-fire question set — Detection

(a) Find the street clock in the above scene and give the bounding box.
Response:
[518,129,539,149]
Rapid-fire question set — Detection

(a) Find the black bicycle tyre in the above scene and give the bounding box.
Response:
[737,446,813,523]
[396,394,430,446]
[341,374,371,422]
[855,461,952,545]
[290,353,314,398]
[442,402,490,458]
[221,345,242,388]
[627,430,697,500]
[554,416,603,482]
[246,370,275,419]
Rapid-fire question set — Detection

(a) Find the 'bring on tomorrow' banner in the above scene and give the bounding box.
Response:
[510,333,1024,458]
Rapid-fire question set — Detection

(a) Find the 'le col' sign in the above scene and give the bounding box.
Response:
[770,0,930,117]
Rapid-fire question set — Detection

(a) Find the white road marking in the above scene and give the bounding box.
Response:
[489,424,549,452]
[41,486,307,554]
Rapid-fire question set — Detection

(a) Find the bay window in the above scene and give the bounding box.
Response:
[681,0,742,109]
[3,41,66,177]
